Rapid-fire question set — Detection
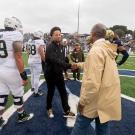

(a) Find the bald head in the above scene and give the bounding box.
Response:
[91,23,107,39]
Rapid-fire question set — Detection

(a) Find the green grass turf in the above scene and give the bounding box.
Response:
[120,76,135,98]
[117,55,135,70]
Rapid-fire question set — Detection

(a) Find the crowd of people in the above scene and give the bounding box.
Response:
[0,16,131,134]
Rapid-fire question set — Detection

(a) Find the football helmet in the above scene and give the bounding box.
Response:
[4,17,23,33]
[4,17,15,29]
[33,31,44,39]
[12,16,23,33]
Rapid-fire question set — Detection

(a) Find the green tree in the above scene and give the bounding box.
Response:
[110,25,127,33]
[133,30,135,39]
[110,25,134,38]
[114,29,125,38]
[126,30,133,35]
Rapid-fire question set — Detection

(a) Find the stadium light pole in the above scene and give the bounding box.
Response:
[77,0,80,34]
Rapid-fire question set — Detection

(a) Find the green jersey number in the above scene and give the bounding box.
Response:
[0,40,8,58]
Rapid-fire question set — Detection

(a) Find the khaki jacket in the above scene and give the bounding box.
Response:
[78,39,121,123]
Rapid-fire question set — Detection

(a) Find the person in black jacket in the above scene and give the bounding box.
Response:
[44,26,75,118]
[113,34,129,66]
[106,30,129,66]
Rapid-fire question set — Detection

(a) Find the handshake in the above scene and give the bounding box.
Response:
[71,63,78,70]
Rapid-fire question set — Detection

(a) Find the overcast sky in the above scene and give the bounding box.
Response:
[0,0,135,34]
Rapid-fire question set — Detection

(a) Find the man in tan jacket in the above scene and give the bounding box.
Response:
[71,23,121,135]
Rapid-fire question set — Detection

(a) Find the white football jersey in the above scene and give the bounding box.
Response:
[28,39,45,64]
[0,30,23,69]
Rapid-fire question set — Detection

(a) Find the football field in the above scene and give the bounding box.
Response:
[1,53,135,135]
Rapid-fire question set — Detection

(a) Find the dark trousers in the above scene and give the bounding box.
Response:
[72,68,80,80]
[71,114,110,135]
[45,74,70,112]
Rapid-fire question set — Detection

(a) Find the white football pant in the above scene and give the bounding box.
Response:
[29,63,42,94]
[0,68,24,96]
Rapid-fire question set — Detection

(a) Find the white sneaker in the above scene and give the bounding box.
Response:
[47,109,54,118]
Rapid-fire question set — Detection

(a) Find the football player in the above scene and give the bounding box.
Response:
[0,17,34,130]
[28,31,45,97]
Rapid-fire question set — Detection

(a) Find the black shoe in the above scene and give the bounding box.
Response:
[31,88,34,92]
[0,117,8,130]
[63,111,75,118]
[33,91,44,97]
[17,111,34,123]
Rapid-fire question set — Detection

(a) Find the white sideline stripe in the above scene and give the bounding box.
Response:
[120,75,135,77]
[119,69,135,71]
[121,94,135,102]
[3,79,45,121]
